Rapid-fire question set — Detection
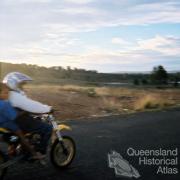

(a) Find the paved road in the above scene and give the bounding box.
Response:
[5,108,180,180]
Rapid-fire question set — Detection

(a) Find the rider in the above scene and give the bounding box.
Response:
[1,72,53,158]
[0,83,45,159]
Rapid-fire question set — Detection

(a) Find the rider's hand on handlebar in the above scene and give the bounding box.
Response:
[49,107,55,114]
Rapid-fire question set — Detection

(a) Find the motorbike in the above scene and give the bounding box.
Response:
[0,113,76,180]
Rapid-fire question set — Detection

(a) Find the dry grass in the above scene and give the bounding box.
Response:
[26,84,96,96]
[56,85,88,92]
[134,94,174,111]
[24,84,180,120]
[101,97,123,113]
[95,87,139,97]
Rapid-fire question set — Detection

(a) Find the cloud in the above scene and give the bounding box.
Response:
[45,1,180,33]
[1,1,180,40]
[4,0,52,4]
[1,46,179,73]
[69,35,180,71]
[117,1,180,25]
[1,34,180,72]
[137,35,180,56]
[55,7,101,15]
[63,0,94,4]
[0,1,180,72]
[111,38,130,45]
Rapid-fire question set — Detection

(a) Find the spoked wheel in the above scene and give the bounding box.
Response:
[0,152,7,180]
[50,136,76,169]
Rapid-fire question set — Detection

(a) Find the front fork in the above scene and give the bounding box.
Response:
[51,119,68,155]
[51,120,63,141]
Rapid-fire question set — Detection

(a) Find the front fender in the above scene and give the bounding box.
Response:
[56,124,72,131]
[51,124,72,143]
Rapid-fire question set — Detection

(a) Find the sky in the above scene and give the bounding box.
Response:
[0,0,180,73]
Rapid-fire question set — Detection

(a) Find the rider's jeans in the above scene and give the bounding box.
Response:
[16,115,53,154]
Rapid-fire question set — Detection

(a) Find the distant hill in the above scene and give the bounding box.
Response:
[0,62,98,85]
[0,62,179,85]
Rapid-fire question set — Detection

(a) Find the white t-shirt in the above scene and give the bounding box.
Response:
[9,91,51,114]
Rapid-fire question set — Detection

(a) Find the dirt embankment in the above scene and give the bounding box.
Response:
[25,85,180,120]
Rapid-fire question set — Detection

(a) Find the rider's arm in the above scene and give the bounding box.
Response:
[9,91,52,114]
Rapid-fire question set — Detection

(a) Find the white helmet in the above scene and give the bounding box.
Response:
[2,72,32,91]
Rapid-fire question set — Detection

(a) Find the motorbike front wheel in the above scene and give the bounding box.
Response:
[50,136,76,169]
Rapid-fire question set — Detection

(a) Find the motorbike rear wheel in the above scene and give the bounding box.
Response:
[50,136,76,169]
[0,152,7,180]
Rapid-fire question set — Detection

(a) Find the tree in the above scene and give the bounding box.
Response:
[151,65,168,85]
[174,77,179,87]
[133,79,140,85]
[141,79,148,85]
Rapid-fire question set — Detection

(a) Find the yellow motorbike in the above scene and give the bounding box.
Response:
[0,114,76,180]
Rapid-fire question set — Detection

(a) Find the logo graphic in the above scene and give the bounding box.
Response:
[108,150,141,178]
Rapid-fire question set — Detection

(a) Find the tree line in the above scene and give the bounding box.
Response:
[0,62,179,87]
